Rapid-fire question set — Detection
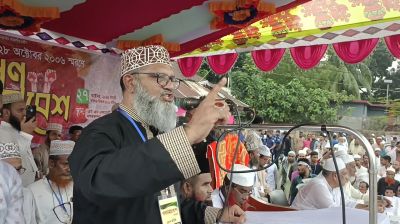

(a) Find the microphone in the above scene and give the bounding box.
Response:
[175,97,205,110]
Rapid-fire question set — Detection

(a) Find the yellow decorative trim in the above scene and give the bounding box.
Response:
[117,34,181,52]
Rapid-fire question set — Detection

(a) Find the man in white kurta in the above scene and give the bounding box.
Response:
[211,164,255,210]
[291,158,359,210]
[29,140,74,224]
[0,130,37,224]
[0,93,38,187]
[0,161,24,224]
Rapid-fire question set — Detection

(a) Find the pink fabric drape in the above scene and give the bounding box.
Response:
[177,57,203,77]
[384,34,400,59]
[251,49,285,72]
[333,38,379,64]
[207,53,238,75]
[290,45,328,70]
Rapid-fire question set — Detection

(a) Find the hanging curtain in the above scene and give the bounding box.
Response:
[177,57,203,77]
[333,38,379,64]
[384,34,400,59]
[207,53,238,75]
[290,45,328,70]
[251,48,285,72]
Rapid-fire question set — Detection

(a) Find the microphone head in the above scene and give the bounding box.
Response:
[175,97,202,110]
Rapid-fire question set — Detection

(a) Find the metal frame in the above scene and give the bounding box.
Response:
[216,124,377,224]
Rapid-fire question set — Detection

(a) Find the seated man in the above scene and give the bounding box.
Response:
[29,140,74,224]
[289,158,316,205]
[292,158,360,210]
[211,164,255,210]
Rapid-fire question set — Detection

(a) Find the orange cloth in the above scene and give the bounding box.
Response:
[207,133,249,189]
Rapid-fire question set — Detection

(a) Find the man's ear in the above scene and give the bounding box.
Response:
[123,75,136,93]
[48,159,56,169]
[182,182,193,196]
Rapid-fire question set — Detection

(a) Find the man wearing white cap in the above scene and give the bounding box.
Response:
[280,151,296,200]
[29,140,74,224]
[291,158,359,209]
[211,164,255,210]
[377,166,400,196]
[254,145,272,200]
[0,93,38,186]
[33,123,63,178]
[69,45,243,224]
[261,146,278,192]
[0,135,37,224]
[289,158,316,205]
[336,151,368,204]
[0,161,24,223]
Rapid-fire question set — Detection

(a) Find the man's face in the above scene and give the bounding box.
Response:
[232,185,252,207]
[71,130,82,142]
[380,158,388,166]
[191,173,213,203]
[298,155,306,159]
[359,182,368,194]
[10,101,26,122]
[346,162,356,177]
[311,134,316,140]
[49,155,71,183]
[259,156,270,167]
[394,161,400,172]
[385,189,395,197]
[333,169,349,187]
[288,154,295,163]
[387,171,395,180]
[355,159,361,166]
[298,164,308,176]
[376,137,382,145]
[311,155,318,163]
[136,64,175,103]
[47,130,62,143]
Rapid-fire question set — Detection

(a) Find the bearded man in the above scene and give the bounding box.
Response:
[0,93,38,186]
[28,140,74,224]
[69,46,243,224]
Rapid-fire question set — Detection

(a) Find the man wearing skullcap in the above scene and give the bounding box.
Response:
[254,145,272,201]
[33,123,63,178]
[29,140,75,224]
[69,45,243,224]
[289,158,316,204]
[377,166,400,196]
[0,161,24,223]
[211,164,255,210]
[280,151,296,200]
[0,93,38,186]
[0,134,36,224]
[291,158,358,209]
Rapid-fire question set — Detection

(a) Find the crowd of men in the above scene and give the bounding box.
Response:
[0,45,399,224]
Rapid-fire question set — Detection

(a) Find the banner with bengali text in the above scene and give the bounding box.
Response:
[0,33,121,144]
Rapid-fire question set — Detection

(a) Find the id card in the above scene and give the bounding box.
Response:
[158,195,182,224]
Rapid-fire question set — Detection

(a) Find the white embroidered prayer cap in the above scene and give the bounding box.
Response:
[49,140,75,156]
[227,164,255,187]
[0,142,20,160]
[298,150,307,156]
[46,123,63,133]
[340,154,355,164]
[387,166,396,174]
[120,45,172,77]
[374,148,381,152]
[2,93,24,104]
[259,145,271,157]
[244,131,263,152]
[353,154,361,160]
[288,151,296,156]
[323,158,346,171]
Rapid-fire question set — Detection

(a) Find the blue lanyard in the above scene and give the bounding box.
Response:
[117,108,146,143]
[47,178,67,212]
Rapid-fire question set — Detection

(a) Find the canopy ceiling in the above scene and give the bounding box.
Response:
[1,0,308,56]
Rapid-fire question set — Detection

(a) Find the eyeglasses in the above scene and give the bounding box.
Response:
[53,202,73,224]
[16,167,26,175]
[130,72,181,89]
[234,187,253,196]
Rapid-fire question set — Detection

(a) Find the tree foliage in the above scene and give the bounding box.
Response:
[229,71,349,123]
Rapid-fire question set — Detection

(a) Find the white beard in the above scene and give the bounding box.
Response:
[132,81,177,133]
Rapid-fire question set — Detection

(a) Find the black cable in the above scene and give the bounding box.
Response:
[322,125,346,224]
